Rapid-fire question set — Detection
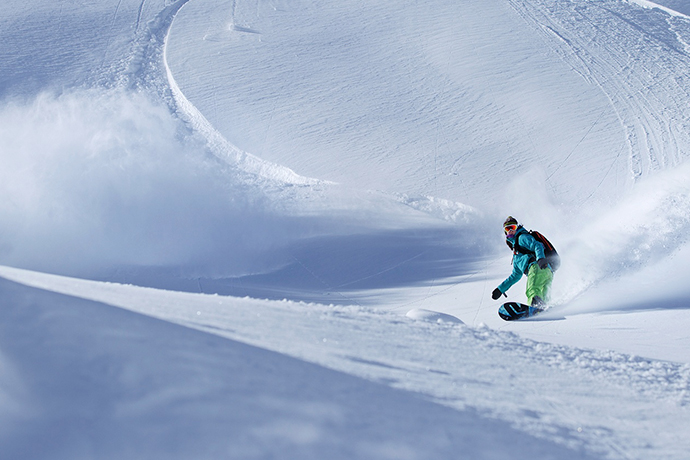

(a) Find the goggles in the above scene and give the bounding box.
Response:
[504,224,518,233]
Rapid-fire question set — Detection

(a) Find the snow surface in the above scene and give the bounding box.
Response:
[1,0,690,458]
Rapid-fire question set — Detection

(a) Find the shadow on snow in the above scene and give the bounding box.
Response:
[108,225,495,305]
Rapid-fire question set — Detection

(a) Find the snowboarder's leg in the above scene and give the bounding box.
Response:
[525,264,553,306]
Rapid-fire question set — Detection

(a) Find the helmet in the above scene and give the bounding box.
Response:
[503,216,518,227]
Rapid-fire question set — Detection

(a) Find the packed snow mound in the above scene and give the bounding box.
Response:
[405,308,465,324]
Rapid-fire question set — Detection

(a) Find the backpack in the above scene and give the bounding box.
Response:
[507,229,560,271]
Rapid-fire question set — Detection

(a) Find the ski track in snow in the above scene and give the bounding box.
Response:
[509,0,690,181]
[135,0,146,32]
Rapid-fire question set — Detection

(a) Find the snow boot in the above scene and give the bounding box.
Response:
[530,296,546,311]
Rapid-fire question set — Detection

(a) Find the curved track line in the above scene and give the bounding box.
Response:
[162,8,320,185]
[129,0,322,186]
[135,0,146,32]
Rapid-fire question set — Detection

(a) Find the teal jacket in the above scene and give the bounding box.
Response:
[498,227,546,294]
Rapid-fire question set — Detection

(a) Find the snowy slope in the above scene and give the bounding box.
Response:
[1,265,689,460]
[1,0,690,459]
[6,276,601,460]
[166,0,629,209]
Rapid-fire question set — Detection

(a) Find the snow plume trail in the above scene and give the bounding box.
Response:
[553,162,690,309]
[0,89,312,278]
[493,161,690,312]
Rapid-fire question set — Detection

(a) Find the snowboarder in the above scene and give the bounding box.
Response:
[491,216,554,309]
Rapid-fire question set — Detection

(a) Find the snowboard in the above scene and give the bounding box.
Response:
[498,301,545,321]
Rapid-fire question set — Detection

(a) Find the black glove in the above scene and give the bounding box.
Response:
[492,288,504,300]
[537,258,548,269]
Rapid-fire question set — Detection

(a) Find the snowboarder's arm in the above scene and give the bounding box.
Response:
[497,264,522,294]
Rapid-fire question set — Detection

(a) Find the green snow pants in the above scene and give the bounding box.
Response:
[525,264,553,305]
